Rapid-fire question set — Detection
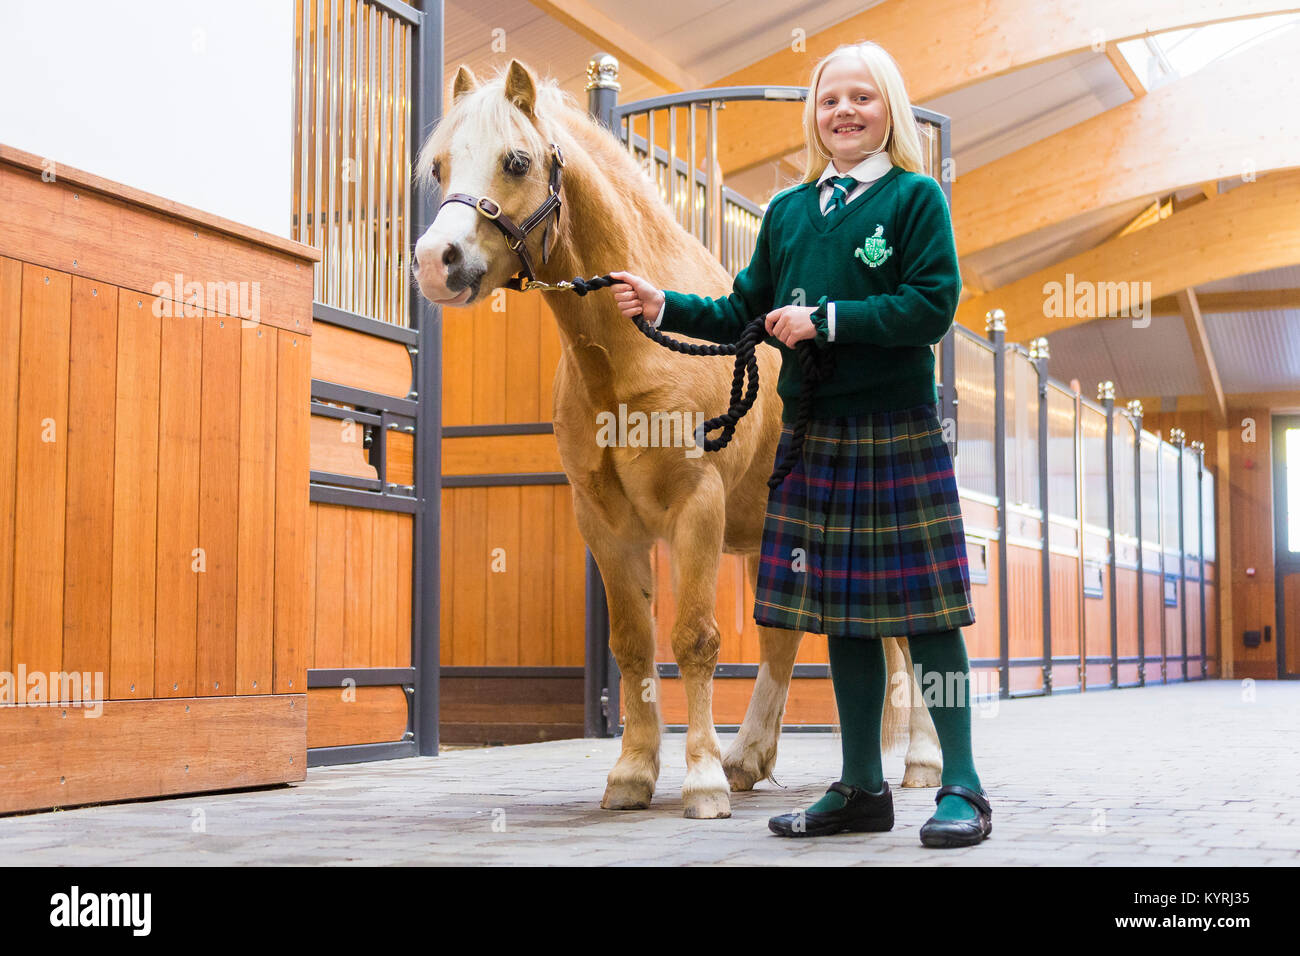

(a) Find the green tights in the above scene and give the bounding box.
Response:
[806,627,983,822]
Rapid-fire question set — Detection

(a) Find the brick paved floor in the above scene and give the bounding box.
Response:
[3,679,1298,866]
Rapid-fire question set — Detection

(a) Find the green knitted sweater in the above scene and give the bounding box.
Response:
[658,166,961,422]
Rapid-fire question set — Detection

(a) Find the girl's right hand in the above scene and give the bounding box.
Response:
[608,271,665,321]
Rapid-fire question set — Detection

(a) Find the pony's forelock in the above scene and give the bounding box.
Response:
[415,66,578,194]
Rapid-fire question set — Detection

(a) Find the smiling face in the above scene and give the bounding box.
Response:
[815,56,888,172]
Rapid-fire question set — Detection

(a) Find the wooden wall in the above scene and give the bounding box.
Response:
[0,146,317,813]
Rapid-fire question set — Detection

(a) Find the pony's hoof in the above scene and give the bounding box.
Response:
[683,791,732,819]
[901,762,942,788]
[722,751,772,792]
[601,779,654,810]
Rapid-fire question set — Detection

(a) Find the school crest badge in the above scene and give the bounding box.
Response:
[855,224,893,268]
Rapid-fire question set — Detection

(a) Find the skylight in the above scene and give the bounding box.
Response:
[1116,14,1300,91]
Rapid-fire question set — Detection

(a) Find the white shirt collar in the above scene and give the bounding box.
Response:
[817,151,894,187]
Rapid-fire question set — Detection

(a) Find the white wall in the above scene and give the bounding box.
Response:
[0,0,294,238]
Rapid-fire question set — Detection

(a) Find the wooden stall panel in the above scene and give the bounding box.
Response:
[275,330,311,693]
[310,413,376,479]
[441,433,563,475]
[440,673,582,745]
[0,158,311,333]
[1143,569,1166,678]
[313,504,346,668]
[308,503,412,672]
[236,324,277,695]
[62,278,117,682]
[306,685,407,748]
[197,313,241,696]
[0,259,19,677]
[1007,543,1044,694]
[12,266,71,680]
[109,292,161,699]
[1116,567,1139,684]
[656,677,839,726]
[155,303,203,698]
[0,695,305,814]
[311,322,411,397]
[1049,551,1080,690]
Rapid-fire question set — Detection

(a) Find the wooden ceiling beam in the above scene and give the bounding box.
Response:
[1176,288,1228,428]
[707,0,1300,175]
[954,170,1300,337]
[952,28,1300,256]
[1149,289,1300,315]
[529,0,699,92]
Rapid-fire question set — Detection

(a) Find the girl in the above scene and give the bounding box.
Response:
[609,41,990,848]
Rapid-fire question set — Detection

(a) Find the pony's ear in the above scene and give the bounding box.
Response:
[503,59,538,120]
[452,65,478,103]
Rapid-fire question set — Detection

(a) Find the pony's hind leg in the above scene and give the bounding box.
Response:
[723,552,801,791]
[577,511,662,810]
[894,637,943,788]
[666,475,731,819]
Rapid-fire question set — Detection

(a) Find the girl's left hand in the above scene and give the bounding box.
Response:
[764,305,818,347]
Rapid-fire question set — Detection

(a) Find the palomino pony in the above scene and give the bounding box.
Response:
[412,59,942,818]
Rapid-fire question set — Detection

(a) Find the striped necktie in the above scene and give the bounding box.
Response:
[825,174,859,216]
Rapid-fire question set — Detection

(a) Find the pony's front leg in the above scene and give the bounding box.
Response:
[667,476,730,819]
[724,553,801,791]
[594,540,662,810]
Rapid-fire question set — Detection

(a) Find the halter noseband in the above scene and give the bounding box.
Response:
[436,142,565,291]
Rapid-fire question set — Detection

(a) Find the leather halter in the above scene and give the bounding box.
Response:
[436,143,565,291]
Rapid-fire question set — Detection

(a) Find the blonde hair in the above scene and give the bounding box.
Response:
[798,42,925,183]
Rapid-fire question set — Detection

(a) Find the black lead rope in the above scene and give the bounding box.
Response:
[564,274,836,490]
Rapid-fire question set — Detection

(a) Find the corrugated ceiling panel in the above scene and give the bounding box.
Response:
[1205,309,1300,392]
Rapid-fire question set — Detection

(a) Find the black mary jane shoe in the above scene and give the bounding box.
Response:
[768,781,894,838]
[919,784,993,848]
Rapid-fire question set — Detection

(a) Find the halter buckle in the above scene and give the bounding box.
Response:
[476,197,502,220]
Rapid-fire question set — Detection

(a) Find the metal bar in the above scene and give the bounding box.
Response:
[365,3,378,319]
[311,379,418,417]
[706,99,720,254]
[668,106,677,226]
[1075,388,1086,689]
[1197,446,1207,677]
[647,107,655,188]
[314,300,418,344]
[442,422,553,437]
[340,0,353,311]
[441,472,569,487]
[1035,343,1052,693]
[1132,407,1146,686]
[1103,389,1119,688]
[989,314,1009,698]
[1176,438,1188,681]
[310,469,383,491]
[308,740,417,767]
[308,666,416,687]
[688,103,698,242]
[310,401,382,426]
[312,0,326,298]
[655,663,832,679]
[310,483,418,512]
[377,12,390,323]
[441,666,585,678]
[326,0,338,308]
[294,0,309,248]
[411,0,440,757]
[360,0,421,26]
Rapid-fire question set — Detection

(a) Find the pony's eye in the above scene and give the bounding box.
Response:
[429,160,442,183]
[503,151,531,176]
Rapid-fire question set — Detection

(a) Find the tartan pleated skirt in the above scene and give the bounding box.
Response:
[753,402,976,639]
